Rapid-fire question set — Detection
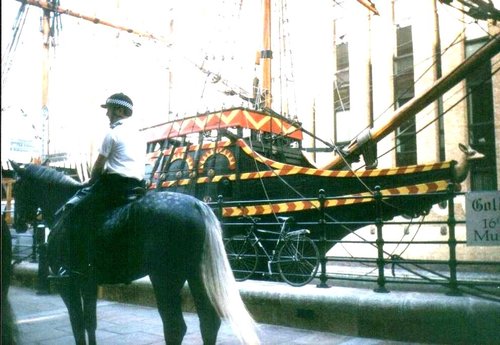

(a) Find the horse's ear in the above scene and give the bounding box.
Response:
[9,160,24,175]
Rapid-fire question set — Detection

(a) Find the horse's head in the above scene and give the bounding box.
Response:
[11,162,39,232]
[11,161,83,231]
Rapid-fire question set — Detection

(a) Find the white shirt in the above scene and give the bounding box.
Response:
[98,118,145,181]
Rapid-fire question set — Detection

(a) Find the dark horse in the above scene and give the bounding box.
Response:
[11,162,259,345]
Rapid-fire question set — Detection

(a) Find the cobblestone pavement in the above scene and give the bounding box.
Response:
[7,286,424,345]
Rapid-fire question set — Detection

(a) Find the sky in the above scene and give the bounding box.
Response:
[0,1,249,163]
[4,0,493,167]
[1,0,338,165]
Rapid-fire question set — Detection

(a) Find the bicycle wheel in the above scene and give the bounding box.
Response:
[225,235,258,281]
[277,236,319,286]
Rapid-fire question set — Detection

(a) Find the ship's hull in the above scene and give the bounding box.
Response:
[144,132,457,242]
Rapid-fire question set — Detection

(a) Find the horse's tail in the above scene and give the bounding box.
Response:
[197,203,260,345]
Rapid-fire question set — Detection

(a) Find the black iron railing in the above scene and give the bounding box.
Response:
[214,185,500,296]
[10,185,499,297]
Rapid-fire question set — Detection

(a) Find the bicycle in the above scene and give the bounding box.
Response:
[225,215,320,287]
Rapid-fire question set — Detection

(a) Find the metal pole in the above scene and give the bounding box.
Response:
[374,186,389,293]
[217,195,224,220]
[317,189,330,288]
[446,182,461,296]
[30,226,38,263]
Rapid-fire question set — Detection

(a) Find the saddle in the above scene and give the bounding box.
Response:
[57,185,146,216]
[50,186,147,284]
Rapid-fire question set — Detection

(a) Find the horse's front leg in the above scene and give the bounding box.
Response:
[59,279,86,345]
[82,274,98,345]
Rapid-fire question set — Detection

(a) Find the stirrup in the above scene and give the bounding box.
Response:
[48,267,72,281]
[126,187,146,202]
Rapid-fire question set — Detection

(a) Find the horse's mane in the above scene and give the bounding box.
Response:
[24,164,83,187]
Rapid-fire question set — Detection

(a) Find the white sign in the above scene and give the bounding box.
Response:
[466,191,500,246]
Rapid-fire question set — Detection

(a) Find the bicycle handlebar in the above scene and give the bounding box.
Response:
[238,215,296,225]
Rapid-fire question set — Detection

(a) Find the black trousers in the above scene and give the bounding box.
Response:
[58,174,143,273]
[89,173,144,210]
[64,173,143,229]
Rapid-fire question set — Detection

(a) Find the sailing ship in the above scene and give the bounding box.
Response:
[137,1,498,242]
[3,0,499,245]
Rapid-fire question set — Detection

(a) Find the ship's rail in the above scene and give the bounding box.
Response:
[212,185,499,296]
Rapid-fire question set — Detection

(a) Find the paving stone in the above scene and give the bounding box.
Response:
[8,286,424,344]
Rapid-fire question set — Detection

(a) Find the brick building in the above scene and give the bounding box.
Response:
[324,0,499,191]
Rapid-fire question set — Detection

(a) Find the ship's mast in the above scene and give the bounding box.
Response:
[16,0,167,159]
[261,0,272,109]
[258,0,377,111]
[15,0,165,42]
[41,6,51,158]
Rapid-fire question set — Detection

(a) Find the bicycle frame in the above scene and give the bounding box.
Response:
[225,215,319,286]
[258,230,283,275]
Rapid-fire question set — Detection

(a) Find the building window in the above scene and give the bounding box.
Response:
[466,39,497,190]
[333,19,352,144]
[394,25,416,166]
[334,42,350,112]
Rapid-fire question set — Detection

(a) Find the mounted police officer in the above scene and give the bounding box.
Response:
[89,92,145,205]
[54,92,145,278]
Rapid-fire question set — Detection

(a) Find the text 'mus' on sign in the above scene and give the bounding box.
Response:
[466,191,500,246]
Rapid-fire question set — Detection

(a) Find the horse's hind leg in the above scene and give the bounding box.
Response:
[60,280,87,345]
[188,274,221,345]
[82,277,98,345]
[150,273,187,345]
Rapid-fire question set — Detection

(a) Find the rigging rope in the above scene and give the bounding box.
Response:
[241,116,381,254]
[1,3,29,86]
[347,27,467,151]
[48,0,63,44]
[376,60,499,165]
